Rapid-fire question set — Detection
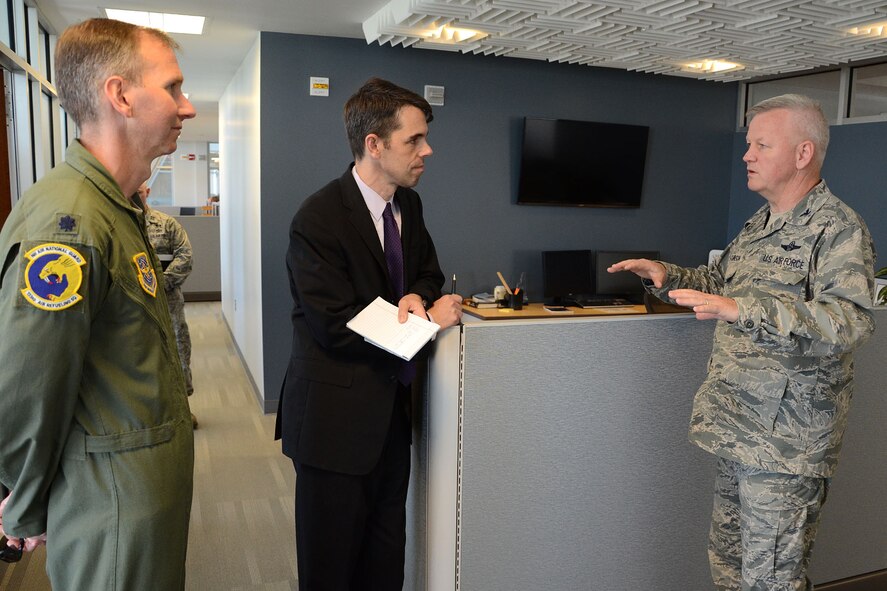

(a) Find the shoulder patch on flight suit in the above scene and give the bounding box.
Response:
[20,243,86,311]
[132,252,158,297]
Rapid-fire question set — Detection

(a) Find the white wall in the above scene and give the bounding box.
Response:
[171,141,209,207]
[181,101,219,143]
[219,35,264,400]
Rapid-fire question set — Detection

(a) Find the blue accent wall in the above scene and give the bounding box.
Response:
[727,122,887,264]
[260,33,739,396]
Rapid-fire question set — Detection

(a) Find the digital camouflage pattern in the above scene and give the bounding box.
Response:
[709,457,827,591]
[145,208,193,395]
[650,181,875,478]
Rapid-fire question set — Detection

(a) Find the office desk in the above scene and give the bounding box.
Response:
[405,310,887,591]
[462,302,646,320]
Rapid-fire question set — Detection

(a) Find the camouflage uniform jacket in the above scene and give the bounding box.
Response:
[144,208,192,292]
[650,181,875,478]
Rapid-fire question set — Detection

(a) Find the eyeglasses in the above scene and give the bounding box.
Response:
[0,538,24,563]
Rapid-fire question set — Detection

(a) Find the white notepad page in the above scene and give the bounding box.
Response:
[346,297,440,361]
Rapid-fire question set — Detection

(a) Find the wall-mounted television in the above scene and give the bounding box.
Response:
[517,117,650,208]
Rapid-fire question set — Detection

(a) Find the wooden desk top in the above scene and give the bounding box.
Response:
[462,302,647,320]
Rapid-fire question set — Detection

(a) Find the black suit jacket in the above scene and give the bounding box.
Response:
[276,166,444,475]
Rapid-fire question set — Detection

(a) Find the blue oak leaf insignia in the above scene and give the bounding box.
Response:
[58,215,77,232]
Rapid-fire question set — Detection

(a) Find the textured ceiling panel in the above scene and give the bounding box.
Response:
[363,0,887,80]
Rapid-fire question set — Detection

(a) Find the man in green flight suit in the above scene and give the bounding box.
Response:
[0,18,197,590]
[610,94,875,590]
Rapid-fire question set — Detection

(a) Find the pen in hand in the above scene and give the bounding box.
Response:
[451,274,457,295]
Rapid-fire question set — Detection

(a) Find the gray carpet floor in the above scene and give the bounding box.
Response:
[0,301,298,590]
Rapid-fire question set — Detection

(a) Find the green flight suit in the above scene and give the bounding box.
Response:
[0,141,194,590]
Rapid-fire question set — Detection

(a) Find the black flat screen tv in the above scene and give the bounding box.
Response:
[517,117,650,208]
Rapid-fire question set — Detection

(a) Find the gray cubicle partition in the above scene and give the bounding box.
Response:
[414,311,887,591]
[174,215,221,300]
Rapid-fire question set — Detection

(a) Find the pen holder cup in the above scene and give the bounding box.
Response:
[507,292,523,310]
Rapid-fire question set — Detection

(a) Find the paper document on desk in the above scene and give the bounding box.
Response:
[346,297,440,361]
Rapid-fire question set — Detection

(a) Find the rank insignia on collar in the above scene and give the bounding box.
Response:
[21,243,86,311]
[132,252,157,297]
[781,240,801,252]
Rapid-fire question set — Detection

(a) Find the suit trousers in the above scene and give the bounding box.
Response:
[293,384,411,591]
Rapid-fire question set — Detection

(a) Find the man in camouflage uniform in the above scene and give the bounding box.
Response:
[611,94,875,590]
[136,183,197,428]
[0,19,196,590]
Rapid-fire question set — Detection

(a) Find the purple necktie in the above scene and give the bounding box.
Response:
[382,202,404,299]
[382,202,415,385]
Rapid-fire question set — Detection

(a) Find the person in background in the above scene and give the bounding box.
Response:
[610,94,875,591]
[0,18,196,590]
[136,182,198,429]
[276,77,463,589]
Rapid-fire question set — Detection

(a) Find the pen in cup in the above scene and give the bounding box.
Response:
[514,272,525,295]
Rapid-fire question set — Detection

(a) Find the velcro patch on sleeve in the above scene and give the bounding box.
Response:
[20,243,86,311]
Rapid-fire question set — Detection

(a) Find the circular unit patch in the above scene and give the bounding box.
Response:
[21,243,86,311]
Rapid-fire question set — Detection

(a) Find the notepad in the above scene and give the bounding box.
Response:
[346,297,440,361]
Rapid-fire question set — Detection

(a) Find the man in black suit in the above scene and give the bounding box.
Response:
[277,78,463,590]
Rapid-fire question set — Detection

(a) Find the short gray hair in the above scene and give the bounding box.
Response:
[746,93,829,168]
[55,18,178,126]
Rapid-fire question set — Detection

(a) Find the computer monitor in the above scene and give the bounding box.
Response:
[542,250,593,304]
[594,250,660,298]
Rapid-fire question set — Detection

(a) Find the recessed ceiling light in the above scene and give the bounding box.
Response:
[848,21,887,37]
[421,25,486,44]
[103,8,206,35]
[681,59,743,74]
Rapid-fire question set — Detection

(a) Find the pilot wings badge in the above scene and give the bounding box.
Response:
[133,251,157,297]
[21,243,86,311]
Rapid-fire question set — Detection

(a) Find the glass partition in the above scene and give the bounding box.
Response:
[849,63,887,118]
[745,70,841,124]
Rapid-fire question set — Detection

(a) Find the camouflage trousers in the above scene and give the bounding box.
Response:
[708,457,829,591]
[166,287,193,396]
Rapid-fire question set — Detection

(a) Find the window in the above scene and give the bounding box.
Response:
[147,154,173,206]
[1,0,12,49]
[208,141,219,199]
[849,63,887,118]
[36,24,50,80]
[745,70,841,124]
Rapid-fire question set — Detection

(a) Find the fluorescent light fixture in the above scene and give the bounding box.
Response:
[681,59,743,74]
[848,21,887,37]
[104,8,206,35]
